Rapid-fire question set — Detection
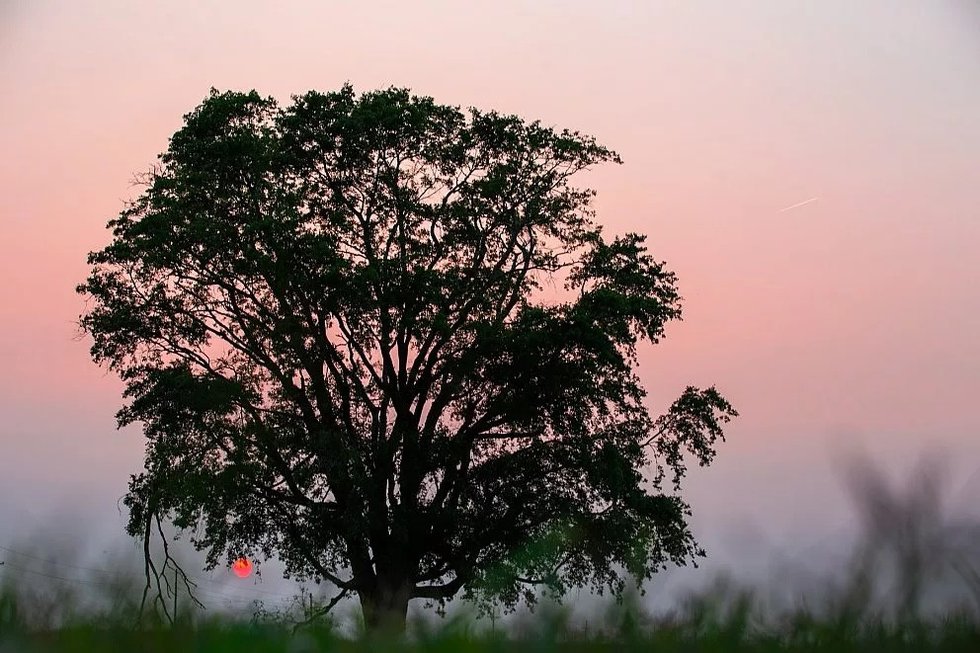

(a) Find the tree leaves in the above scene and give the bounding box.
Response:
[78,84,737,624]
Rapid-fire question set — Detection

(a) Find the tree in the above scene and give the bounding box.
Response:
[78,85,737,632]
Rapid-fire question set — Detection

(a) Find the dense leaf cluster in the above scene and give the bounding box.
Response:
[78,85,736,627]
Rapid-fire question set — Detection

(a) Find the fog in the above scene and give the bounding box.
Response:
[3,436,979,631]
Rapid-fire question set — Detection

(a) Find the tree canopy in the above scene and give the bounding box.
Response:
[78,85,737,631]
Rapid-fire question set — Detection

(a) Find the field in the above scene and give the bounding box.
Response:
[3,613,979,652]
[3,578,979,653]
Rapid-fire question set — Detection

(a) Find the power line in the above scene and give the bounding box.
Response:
[0,557,294,609]
[0,544,298,601]
[0,560,116,589]
[0,558,284,610]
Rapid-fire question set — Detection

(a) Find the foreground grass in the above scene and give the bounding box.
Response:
[3,624,980,653]
[3,610,979,653]
[3,565,979,652]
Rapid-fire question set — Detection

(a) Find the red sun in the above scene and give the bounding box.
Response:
[231,557,253,578]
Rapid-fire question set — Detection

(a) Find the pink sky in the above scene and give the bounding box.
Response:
[1,1,978,575]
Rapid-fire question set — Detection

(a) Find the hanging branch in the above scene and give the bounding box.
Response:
[138,499,205,626]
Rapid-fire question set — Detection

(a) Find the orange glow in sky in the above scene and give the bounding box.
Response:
[232,557,253,579]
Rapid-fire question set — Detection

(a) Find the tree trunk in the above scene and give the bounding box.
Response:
[359,581,412,634]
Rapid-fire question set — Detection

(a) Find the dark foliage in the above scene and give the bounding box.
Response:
[78,85,737,630]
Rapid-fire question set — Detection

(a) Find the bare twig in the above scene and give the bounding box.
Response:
[137,500,205,626]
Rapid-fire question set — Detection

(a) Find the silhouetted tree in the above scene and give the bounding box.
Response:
[78,85,737,631]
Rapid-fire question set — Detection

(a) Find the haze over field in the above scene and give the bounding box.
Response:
[1,0,979,615]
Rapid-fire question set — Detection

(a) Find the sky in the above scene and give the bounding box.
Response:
[1,0,979,613]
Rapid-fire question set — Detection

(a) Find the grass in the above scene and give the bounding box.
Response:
[2,580,979,653]
[2,617,979,653]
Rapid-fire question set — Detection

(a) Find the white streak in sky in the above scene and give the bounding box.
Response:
[776,197,819,213]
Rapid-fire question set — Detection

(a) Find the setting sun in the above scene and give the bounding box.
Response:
[231,557,252,579]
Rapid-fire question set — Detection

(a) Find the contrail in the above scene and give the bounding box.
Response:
[776,197,819,213]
